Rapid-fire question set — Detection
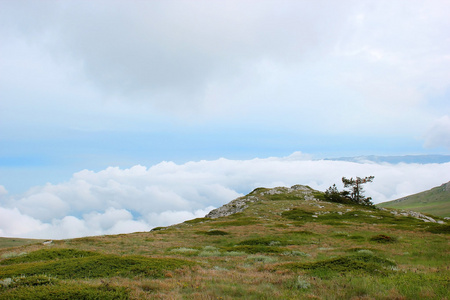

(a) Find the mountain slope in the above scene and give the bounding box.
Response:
[0,238,45,249]
[377,181,450,217]
[1,185,449,299]
[325,154,450,164]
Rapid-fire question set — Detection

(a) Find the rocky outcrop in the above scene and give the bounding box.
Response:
[206,184,447,224]
[205,185,316,219]
[205,195,258,219]
[380,208,443,223]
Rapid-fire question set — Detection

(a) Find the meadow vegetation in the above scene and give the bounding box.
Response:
[1,185,449,299]
[378,181,450,217]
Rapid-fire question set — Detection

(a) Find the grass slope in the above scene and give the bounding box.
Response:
[1,185,449,299]
[0,238,45,250]
[378,181,450,217]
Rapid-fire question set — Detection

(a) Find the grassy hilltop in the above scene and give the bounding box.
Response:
[1,185,449,299]
[378,181,450,217]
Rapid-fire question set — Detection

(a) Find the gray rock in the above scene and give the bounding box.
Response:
[389,209,439,223]
[205,184,315,219]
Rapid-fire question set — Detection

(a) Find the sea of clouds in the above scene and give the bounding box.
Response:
[1,153,449,239]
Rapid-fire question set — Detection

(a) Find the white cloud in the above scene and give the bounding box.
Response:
[0,207,49,237]
[424,115,450,149]
[145,207,216,229]
[1,0,449,136]
[1,155,449,239]
[16,193,69,221]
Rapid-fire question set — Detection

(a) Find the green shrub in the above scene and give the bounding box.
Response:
[6,275,58,288]
[199,230,229,236]
[0,283,129,300]
[250,187,268,194]
[1,250,195,279]
[150,226,165,231]
[311,191,326,201]
[281,209,314,222]
[281,253,395,275]
[348,235,366,241]
[0,248,99,265]
[426,224,450,234]
[370,234,397,243]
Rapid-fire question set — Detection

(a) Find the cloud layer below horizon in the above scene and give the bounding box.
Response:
[1,154,449,239]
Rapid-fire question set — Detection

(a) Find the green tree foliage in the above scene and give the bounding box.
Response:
[342,176,375,206]
[324,176,375,206]
[324,184,352,204]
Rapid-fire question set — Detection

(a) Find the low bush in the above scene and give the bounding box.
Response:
[5,275,58,288]
[0,248,99,265]
[281,209,314,222]
[370,234,397,243]
[0,282,129,300]
[1,249,195,279]
[200,230,229,236]
[282,207,426,228]
[280,253,395,275]
[426,224,450,234]
[150,226,165,231]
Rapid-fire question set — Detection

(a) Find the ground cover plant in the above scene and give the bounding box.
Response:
[378,181,450,217]
[0,276,129,300]
[1,249,195,280]
[1,184,449,299]
[0,238,45,250]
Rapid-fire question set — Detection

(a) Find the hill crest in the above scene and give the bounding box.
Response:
[201,184,445,226]
[206,184,315,219]
[378,181,450,217]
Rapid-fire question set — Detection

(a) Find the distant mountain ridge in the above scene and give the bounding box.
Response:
[377,181,450,217]
[325,154,450,164]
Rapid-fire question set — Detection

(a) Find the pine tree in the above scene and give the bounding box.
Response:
[341,176,374,206]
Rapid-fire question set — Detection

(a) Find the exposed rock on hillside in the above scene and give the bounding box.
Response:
[377,181,450,217]
[379,208,443,223]
[205,185,316,219]
[205,184,447,225]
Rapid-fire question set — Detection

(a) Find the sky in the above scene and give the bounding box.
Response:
[1,1,449,239]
